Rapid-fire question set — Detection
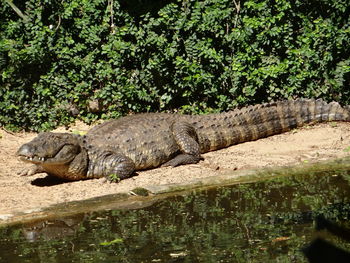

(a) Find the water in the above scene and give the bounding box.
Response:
[1,170,350,262]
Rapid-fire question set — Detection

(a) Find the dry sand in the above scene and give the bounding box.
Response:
[1,122,350,218]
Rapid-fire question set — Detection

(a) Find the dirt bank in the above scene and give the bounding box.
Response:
[1,122,350,219]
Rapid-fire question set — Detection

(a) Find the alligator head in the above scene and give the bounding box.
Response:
[17,132,83,165]
[17,132,88,180]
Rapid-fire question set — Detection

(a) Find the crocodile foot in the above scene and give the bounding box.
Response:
[161,154,203,167]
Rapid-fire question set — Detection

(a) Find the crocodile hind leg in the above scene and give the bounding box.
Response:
[162,121,203,167]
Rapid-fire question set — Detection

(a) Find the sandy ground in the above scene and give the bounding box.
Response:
[1,122,350,218]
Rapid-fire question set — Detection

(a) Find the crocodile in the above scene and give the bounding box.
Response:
[17,98,350,182]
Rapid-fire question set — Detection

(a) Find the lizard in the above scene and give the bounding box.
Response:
[17,98,350,182]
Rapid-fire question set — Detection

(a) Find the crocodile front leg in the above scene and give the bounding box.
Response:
[162,121,203,167]
[87,149,135,182]
[18,164,45,176]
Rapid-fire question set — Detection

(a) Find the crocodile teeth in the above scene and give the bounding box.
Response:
[25,156,45,161]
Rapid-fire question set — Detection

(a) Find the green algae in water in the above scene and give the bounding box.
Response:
[1,170,350,263]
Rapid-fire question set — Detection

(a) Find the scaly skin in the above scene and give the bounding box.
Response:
[17,99,350,182]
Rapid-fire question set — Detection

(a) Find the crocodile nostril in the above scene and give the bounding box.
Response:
[17,144,35,157]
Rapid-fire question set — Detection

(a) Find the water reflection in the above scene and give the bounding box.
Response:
[22,214,86,242]
[303,216,350,263]
[1,171,350,262]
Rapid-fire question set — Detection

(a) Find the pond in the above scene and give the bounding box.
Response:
[0,169,350,262]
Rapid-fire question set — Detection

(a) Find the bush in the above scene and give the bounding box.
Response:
[1,0,350,131]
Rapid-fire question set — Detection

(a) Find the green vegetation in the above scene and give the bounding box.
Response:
[100,238,123,246]
[107,173,121,183]
[1,0,350,131]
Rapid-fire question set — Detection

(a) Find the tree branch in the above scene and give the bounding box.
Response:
[5,0,29,22]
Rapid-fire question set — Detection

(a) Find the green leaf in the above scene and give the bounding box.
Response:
[100,238,123,246]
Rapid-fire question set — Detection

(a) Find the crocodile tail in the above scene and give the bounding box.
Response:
[196,98,350,152]
[289,98,350,124]
[248,98,350,136]
[342,105,350,121]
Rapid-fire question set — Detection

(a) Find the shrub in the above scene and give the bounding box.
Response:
[1,0,349,131]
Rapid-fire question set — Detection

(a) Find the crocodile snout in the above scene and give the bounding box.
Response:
[17,143,35,157]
